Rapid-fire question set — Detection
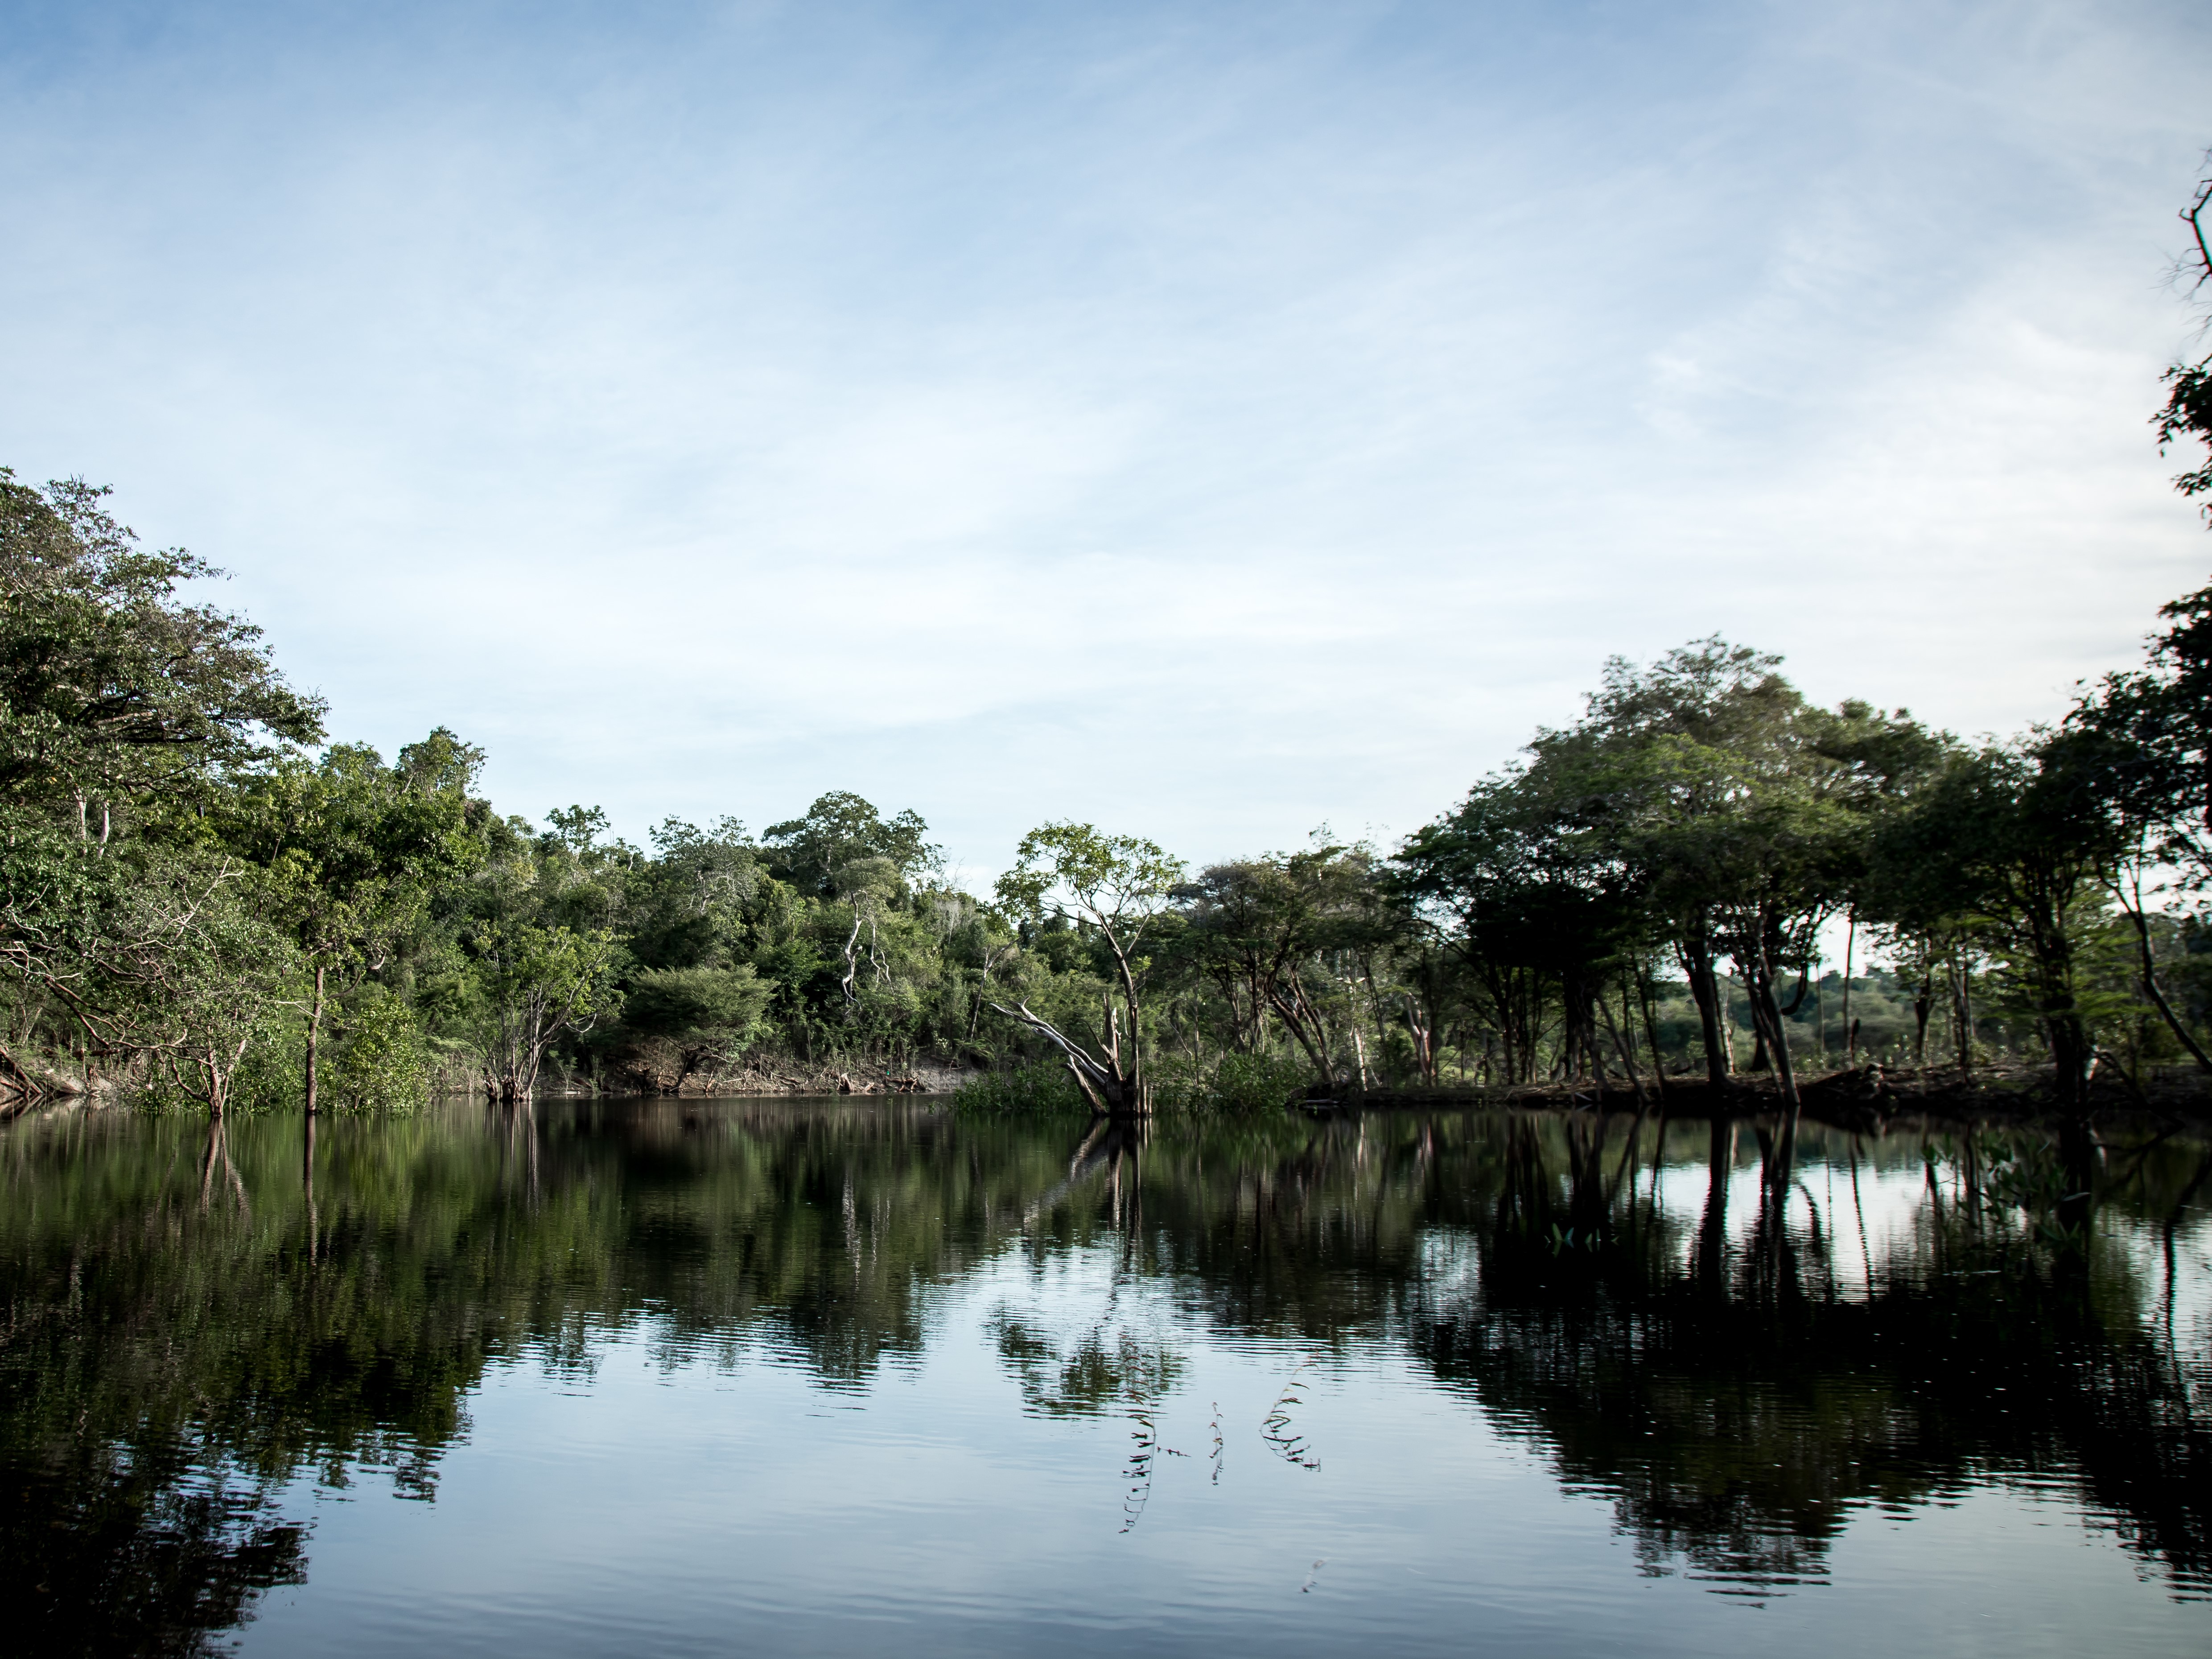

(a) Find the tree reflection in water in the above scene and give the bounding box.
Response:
[0,1098,2205,1651]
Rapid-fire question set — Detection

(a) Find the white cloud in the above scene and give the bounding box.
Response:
[0,0,2206,875]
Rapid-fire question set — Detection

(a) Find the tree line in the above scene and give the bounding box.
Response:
[3,469,2208,1127]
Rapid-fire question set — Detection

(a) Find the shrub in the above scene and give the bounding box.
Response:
[1208,1050,1312,1114]
[325,984,432,1113]
[952,1061,1087,1115]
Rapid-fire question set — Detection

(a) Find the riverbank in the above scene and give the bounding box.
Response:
[1302,1059,2212,1134]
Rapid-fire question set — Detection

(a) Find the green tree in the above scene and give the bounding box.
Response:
[763,791,938,899]
[1175,845,1403,1088]
[0,472,322,1107]
[1540,644,1935,1115]
[618,965,772,1090]
[992,823,1184,1113]
[0,471,322,822]
[0,841,297,1115]
[1865,743,2118,1116]
[188,741,482,1112]
[464,921,622,1102]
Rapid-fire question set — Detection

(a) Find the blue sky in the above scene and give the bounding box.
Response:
[3,0,2208,878]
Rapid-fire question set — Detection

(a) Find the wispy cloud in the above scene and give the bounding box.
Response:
[0,0,2206,874]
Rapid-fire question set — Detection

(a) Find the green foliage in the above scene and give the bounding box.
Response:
[764,791,937,898]
[1205,1050,1311,1113]
[997,822,1184,931]
[461,921,624,1099]
[960,1047,1309,1118]
[325,984,433,1113]
[0,470,323,808]
[953,1062,1087,1116]
[1175,844,1399,1083]
[624,965,769,1039]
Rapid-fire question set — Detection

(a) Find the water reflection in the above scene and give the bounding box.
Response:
[1,1098,2207,1652]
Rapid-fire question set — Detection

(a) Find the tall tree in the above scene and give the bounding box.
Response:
[763,792,938,899]
[0,472,322,821]
[1177,845,1398,1087]
[0,472,322,1105]
[188,741,482,1111]
[991,823,1183,1114]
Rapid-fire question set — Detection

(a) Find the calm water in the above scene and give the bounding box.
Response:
[3,1097,2208,1657]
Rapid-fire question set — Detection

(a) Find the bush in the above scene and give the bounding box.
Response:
[953,1050,1314,1117]
[326,984,433,1112]
[952,1061,1087,1115]
[226,1010,306,1112]
[132,1005,301,1115]
[1208,1050,1313,1113]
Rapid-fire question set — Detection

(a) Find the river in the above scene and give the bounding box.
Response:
[3,1097,2207,1655]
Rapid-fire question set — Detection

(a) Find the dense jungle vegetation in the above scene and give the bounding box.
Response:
[6,175,2212,1124]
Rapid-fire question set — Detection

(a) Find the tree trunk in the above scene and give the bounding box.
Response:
[0,1041,46,1109]
[1715,971,1738,1077]
[1952,952,1973,1079]
[987,998,1145,1114]
[2117,899,2212,1074]
[1596,987,1649,1111]
[2047,1010,2096,1118]
[1636,972,1669,1101]
[1560,969,1597,1088]
[1108,945,1148,1109]
[305,962,326,1116]
[1841,914,1856,1066]
[1744,929,1804,1187]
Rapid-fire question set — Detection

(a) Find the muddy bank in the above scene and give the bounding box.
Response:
[537,1056,980,1098]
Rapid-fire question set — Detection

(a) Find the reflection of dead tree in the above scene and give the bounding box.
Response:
[303,1111,319,1264]
[1121,1403,1190,1533]
[493,1096,540,1204]
[1017,1112,1153,1255]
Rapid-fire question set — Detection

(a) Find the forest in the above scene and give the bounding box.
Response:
[5,182,2212,1128]
[2,469,2209,1128]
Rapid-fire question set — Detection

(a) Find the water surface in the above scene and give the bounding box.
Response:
[4,1097,2208,1655]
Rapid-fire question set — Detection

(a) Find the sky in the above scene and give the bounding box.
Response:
[3,0,2209,882]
